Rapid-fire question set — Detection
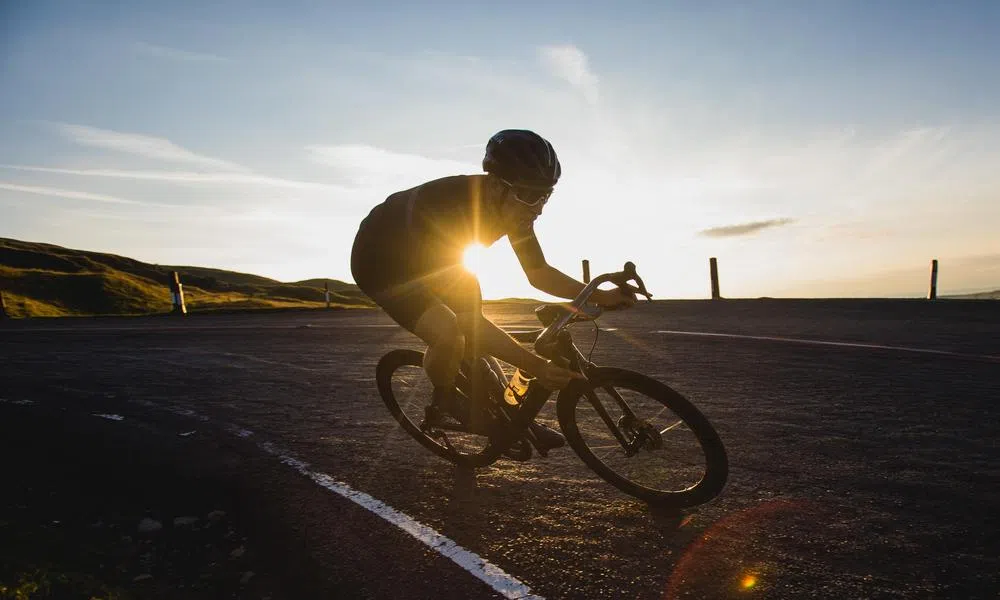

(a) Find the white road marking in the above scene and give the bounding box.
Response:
[257,441,543,600]
[652,330,1000,362]
[93,413,125,421]
[128,400,543,599]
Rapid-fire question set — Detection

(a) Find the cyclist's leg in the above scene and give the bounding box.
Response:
[420,266,565,450]
[429,268,567,449]
[355,276,464,389]
[412,303,465,390]
[352,244,467,392]
[351,219,471,416]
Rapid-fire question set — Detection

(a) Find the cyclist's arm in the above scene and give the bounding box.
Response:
[524,264,587,299]
[510,225,629,305]
[510,224,584,299]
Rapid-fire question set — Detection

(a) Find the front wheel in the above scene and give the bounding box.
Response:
[557,368,728,509]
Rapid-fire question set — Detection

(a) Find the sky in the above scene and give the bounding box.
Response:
[2,0,999,299]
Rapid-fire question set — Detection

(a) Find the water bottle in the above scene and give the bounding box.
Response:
[504,368,533,407]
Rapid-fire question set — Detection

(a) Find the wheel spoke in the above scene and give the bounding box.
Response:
[659,419,684,434]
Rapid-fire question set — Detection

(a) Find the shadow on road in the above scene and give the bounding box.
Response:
[645,504,687,533]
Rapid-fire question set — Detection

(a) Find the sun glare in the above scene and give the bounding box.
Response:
[462,243,485,275]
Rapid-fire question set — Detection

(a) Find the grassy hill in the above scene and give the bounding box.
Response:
[0,238,373,317]
[943,289,1000,300]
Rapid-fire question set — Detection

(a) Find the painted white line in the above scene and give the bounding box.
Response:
[136,401,543,599]
[653,330,1000,362]
[93,413,125,421]
[257,442,543,600]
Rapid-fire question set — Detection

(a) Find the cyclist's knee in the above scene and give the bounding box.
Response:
[414,305,466,386]
[414,305,462,348]
[428,331,466,364]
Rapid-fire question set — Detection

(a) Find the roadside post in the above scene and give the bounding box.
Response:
[325,281,331,309]
[928,259,939,300]
[170,271,187,315]
[710,257,721,300]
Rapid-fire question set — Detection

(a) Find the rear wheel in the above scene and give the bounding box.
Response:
[557,367,728,508]
[376,349,504,468]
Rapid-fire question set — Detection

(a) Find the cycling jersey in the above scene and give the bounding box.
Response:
[351,175,547,331]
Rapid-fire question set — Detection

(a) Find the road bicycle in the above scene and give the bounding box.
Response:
[376,262,728,508]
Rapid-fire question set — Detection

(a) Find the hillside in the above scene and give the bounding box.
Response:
[0,238,373,317]
[943,289,1000,300]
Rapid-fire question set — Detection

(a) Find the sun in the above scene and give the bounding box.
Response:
[462,243,486,275]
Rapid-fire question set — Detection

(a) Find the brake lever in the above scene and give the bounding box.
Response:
[632,274,652,300]
[617,261,653,301]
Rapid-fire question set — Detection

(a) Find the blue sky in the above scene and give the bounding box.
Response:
[2,1,998,298]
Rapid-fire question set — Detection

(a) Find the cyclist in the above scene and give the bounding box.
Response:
[350,129,636,450]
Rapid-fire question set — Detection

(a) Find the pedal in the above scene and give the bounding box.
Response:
[501,438,533,461]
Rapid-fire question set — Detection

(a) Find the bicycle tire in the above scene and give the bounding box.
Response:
[376,349,504,468]
[557,367,728,508]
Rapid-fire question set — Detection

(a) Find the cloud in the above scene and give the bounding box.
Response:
[0,182,141,205]
[699,218,796,238]
[0,165,345,192]
[307,144,475,186]
[539,45,599,104]
[134,42,230,63]
[55,124,248,172]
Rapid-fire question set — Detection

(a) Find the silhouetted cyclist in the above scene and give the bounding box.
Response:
[351,129,635,450]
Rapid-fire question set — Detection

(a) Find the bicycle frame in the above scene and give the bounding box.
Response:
[473,262,653,454]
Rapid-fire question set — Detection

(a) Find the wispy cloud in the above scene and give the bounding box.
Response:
[0,165,345,192]
[134,42,230,63]
[55,124,248,171]
[699,218,796,238]
[0,182,141,205]
[307,144,474,187]
[539,45,599,104]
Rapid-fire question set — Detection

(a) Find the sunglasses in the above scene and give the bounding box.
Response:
[500,178,553,208]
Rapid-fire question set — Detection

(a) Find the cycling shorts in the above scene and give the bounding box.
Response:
[350,201,482,333]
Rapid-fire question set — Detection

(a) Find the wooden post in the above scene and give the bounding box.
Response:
[582,259,591,284]
[928,259,938,300]
[709,257,721,300]
[0,291,8,319]
[324,281,331,309]
[170,271,187,315]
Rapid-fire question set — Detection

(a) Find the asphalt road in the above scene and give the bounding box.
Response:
[2,299,998,599]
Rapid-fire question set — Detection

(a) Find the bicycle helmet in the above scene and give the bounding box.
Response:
[482,129,561,189]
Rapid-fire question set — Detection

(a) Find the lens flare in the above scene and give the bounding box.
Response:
[741,574,758,590]
[462,243,485,275]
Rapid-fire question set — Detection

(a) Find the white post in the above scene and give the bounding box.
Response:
[170,271,187,315]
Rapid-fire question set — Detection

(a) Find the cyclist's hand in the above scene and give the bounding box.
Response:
[536,360,586,390]
[594,287,637,310]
